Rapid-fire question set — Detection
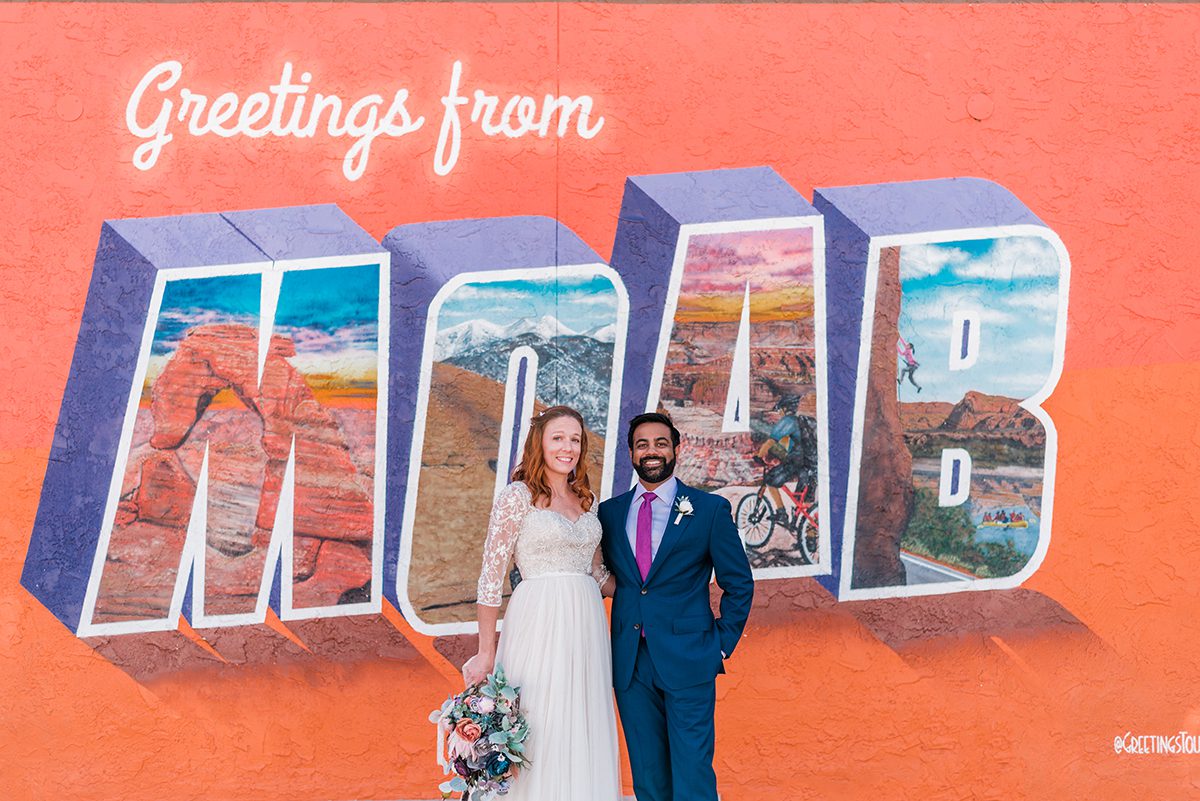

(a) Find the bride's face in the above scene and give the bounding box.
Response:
[541,416,582,478]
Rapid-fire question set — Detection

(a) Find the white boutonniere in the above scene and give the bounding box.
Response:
[673,495,694,525]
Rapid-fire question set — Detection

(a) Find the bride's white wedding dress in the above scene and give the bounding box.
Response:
[477,481,621,801]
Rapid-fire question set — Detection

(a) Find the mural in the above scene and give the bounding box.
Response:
[383,217,627,636]
[4,5,1195,800]
[656,228,823,572]
[26,171,1068,633]
[22,206,391,634]
[842,235,1062,592]
[890,237,1061,588]
[609,168,831,580]
[402,270,624,630]
[88,265,382,631]
[813,179,1068,602]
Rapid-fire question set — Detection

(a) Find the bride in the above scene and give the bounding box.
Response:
[462,405,622,800]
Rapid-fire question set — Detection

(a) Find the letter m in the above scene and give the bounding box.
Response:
[22,206,389,636]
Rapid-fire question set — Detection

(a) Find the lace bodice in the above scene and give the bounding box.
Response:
[477,482,610,607]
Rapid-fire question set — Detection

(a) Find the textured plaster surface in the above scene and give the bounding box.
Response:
[3,3,1200,801]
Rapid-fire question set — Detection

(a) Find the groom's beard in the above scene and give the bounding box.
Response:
[634,454,676,484]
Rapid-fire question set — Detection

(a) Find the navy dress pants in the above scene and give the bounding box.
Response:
[614,637,718,801]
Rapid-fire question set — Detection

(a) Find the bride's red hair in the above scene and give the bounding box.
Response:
[512,405,593,512]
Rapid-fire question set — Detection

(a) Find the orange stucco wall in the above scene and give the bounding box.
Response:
[3,4,1200,800]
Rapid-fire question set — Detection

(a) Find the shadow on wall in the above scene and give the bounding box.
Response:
[748,579,1101,660]
[82,613,425,684]
[79,579,1100,685]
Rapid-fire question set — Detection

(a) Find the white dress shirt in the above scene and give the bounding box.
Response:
[624,476,679,562]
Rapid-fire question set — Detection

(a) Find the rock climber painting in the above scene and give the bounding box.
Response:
[846,235,1064,594]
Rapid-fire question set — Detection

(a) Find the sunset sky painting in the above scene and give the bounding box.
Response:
[675,228,814,323]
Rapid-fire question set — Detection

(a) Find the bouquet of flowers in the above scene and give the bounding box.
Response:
[430,666,530,800]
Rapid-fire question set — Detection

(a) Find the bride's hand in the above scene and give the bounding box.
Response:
[462,652,494,687]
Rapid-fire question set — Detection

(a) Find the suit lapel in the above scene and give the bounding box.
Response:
[607,488,640,579]
[644,480,694,585]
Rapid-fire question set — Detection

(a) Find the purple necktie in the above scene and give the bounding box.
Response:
[636,491,657,581]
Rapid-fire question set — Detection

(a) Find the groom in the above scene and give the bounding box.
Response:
[599,412,754,801]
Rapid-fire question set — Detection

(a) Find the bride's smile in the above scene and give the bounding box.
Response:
[542,417,582,478]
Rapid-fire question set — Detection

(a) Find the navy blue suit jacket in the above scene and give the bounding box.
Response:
[599,481,754,691]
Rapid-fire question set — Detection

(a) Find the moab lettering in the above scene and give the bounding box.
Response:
[22,170,1069,643]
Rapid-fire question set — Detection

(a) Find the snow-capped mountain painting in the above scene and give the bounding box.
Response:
[435,315,587,360]
[432,275,622,435]
[505,314,579,341]
[446,331,615,434]
[434,319,507,361]
[584,323,617,343]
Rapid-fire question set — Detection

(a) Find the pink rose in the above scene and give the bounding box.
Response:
[455,718,483,742]
[477,697,495,714]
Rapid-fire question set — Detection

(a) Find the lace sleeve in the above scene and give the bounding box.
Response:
[589,493,610,588]
[476,482,531,607]
[591,545,611,588]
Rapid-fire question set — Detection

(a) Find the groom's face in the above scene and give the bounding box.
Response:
[630,422,677,485]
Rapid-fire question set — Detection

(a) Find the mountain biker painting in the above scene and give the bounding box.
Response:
[756,394,818,513]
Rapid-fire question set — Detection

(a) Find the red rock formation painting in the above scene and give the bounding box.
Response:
[901,391,1045,463]
[407,362,607,625]
[938,391,1045,445]
[852,247,912,589]
[94,324,375,623]
[661,321,816,412]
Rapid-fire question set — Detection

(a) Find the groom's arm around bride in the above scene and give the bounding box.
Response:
[599,412,754,801]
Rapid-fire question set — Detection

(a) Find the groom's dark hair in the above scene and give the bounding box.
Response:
[627,412,681,450]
